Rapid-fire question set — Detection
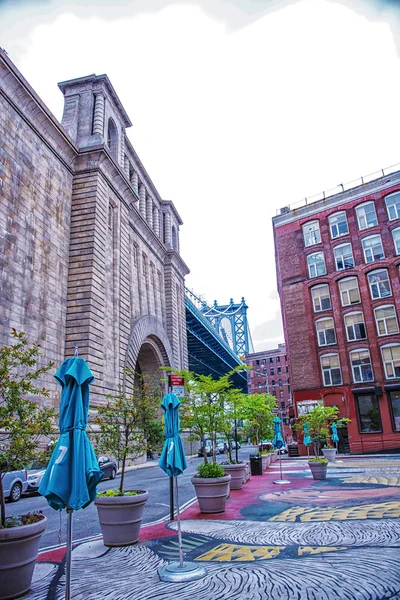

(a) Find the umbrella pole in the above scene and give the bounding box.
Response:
[174,476,184,568]
[65,507,73,600]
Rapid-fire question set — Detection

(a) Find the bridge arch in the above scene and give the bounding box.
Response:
[124,315,173,391]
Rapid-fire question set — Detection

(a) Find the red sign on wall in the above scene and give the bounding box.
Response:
[169,375,185,387]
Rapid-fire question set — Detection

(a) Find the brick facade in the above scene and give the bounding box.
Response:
[0,51,189,409]
[273,172,400,454]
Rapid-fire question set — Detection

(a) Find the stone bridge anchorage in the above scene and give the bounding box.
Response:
[0,51,189,407]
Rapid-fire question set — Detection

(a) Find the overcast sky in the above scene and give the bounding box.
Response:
[1,0,400,351]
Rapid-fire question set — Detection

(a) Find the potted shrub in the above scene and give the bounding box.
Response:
[308,457,328,480]
[260,451,271,470]
[94,372,160,547]
[145,419,164,461]
[220,459,246,490]
[191,462,231,513]
[0,330,55,600]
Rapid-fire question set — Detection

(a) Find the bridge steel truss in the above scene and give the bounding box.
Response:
[201,298,254,359]
[184,289,248,392]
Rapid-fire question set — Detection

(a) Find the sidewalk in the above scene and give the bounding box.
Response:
[28,456,400,599]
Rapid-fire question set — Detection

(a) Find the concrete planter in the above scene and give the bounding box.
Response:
[0,515,47,600]
[261,454,271,470]
[191,475,231,513]
[242,462,250,483]
[151,452,159,460]
[222,463,246,490]
[270,451,278,463]
[95,490,149,547]
[308,461,328,480]
[322,448,337,462]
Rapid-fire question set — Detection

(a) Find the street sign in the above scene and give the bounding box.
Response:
[168,375,185,398]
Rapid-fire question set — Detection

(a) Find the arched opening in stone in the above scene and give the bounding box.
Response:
[107,117,118,159]
[171,225,177,250]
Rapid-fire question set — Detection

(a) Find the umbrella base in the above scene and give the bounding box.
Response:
[273,479,291,484]
[158,562,207,582]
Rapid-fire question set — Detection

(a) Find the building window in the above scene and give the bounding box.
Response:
[350,349,373,383]
[258,382,262,389]
[321,354,342,386]
[334,243,354,270]
[388,391,400,431]
[277,367,282,374]
[271,380,276,387]
[107,117,118,159]
[374,305,399,336]
[276,356,280,362]
[356,202,378,230]
[270,368,274,376]
[362,235,384,263]
[328,211,349,239]
[381,344,400,379]
[355,394,382,432]
[385,192,400,221]
[392,227,400,255]
[286,366,289,373]
[316,317,336,346]
[278,379,283,386]
[262,359,266,364]
[338,277,360,306]
[307,252,326,278]
[311,284,331,312]
[269,357,273,364]
[367,269,392,299]
[303,221,321,247]
[344,312,366,341]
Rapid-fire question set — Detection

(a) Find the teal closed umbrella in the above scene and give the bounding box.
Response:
[272,415,290,485]
[158,393,205,583]
[39,355,103,600]
[158,393,187,477]
[331,422,339,457]
[303,422,312,457]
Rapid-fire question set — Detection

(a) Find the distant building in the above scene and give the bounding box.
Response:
[245,344,293,434]
[273,169,400,454]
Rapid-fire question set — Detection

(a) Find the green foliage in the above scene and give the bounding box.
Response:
[308,457,328,464]
[196,462,225,478]
[0,330,55,527]
[145,419,164,451]
[239,393,276,446]
[295,404,350,457]
[94,370,161,494]
[0,510,45,529]
[97,489,141,497]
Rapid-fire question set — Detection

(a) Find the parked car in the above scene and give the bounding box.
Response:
[26,460,48,493]
[230,441,241,450]
[198,440,213,457]
[2,469,29,502]
[216,441,227,454]
[98,455,117,480]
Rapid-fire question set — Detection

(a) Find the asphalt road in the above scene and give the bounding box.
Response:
[5,445,258,550]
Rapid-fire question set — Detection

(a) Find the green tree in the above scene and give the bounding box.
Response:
[240,393,277,447]
[295,404,349,457]
[94,370,161,493]
[0,330,55,527]
[168,366,247,464]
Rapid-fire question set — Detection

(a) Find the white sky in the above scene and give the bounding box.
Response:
[1,0,400,351]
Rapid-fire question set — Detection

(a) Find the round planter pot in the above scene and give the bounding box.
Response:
[95,490,149,547]
[151,452,159,460]
[222,463,246,490]
[322,448,337,462]
[191,475,231,513]
[308,461,328,480]
[243,462,250,483]
[0,515,47,600]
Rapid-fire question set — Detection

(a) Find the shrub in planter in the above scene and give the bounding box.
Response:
[191,462,231,513]
[93,371,160,546]
[0,330,55,600]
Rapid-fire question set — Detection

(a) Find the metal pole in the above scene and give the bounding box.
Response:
[175,476,184,568]
[234,418,238,463]
[65,507,73,600]
[169,476,174,521]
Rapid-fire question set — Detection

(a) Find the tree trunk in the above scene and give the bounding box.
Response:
[120,454,126,493]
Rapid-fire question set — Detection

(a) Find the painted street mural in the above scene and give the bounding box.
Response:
[27,458,400,600]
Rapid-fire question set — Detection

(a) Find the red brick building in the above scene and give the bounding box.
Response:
[273,170,400,454]
[245,344,293,439]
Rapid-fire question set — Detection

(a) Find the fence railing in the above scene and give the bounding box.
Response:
[276,162,400,216]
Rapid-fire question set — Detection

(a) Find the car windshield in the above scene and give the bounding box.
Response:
[27,460,47,470]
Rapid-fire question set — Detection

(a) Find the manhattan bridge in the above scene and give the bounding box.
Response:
[184,288,254,392]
